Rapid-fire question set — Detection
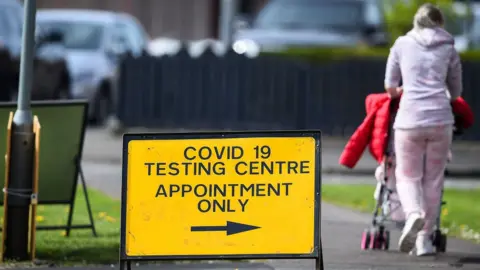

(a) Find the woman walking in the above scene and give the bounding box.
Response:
[384,3,462,256]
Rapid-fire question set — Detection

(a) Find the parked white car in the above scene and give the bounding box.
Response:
[37,9,150,124]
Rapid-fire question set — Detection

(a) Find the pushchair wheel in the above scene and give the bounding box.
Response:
[361,230,371,250]
[369,229,386,250]
[433,229,447,253]
[382,230,390,250]
[361,228,390,250]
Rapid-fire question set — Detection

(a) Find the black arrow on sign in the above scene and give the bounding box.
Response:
[191,221,260,236]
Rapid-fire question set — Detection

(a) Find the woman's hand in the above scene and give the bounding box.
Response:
[396,86,403,96]
[385,86,403,98]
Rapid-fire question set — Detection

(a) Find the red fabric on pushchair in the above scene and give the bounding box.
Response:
[339,93,474,169]
[452,96,474,130]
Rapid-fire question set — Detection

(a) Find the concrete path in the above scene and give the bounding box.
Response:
[80,160,480,270]
[76,128,480,270]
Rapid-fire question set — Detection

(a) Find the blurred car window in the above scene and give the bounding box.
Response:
[120,17,149,55]
[112,21,134,51]
[0,2,23,39]
[0,10,12,38]
[8,6,22,37]
[253,0,364,32]
[364,1,382,25]
[38,21,104,50]
[469,17,480,47]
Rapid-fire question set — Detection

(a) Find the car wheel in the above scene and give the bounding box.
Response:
[93,91,111,126]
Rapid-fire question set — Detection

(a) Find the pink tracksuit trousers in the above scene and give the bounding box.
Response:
[394,125,452,235]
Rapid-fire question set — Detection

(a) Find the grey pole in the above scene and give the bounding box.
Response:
[219,0,238,45]
[3,0,36,261]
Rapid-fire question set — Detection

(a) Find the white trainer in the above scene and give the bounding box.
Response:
[415,234,436,256]
[398,213,425,253]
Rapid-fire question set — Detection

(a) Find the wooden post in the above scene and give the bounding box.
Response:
[1,113,40,261]
[1,112,14,261]
[29,116,40,261]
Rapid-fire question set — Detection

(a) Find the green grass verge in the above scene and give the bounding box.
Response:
[0,188,120,265]
[322,184,480,243]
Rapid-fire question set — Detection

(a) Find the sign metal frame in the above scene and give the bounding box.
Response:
[120,130,323,270]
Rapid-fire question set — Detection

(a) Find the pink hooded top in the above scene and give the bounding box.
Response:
[384,27,463,129]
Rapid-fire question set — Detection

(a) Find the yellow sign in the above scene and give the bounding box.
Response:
[121,131,320,258]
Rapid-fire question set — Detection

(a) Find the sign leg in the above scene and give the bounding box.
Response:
[315,257,323,270]
[127,260,132,270]
[316,238,324,270]
[65,195,75,237]
[79,164,97,237]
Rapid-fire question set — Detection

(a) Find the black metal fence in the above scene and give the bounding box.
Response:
[116,48,480,140]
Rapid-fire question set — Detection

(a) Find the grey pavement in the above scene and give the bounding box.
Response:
[76,128,480,270]
[78,160,480,270]
[83,128,480,177]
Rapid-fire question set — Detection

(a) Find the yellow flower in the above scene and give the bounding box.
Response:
[105,216,116,223]
[98,212,107,218]
[61,231,67,236]
[36,215,44,222]
[442,208,448,216]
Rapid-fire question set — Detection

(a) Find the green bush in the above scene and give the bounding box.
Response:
[383,0,473,44]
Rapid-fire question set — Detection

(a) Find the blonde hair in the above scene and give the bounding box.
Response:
[413,3,444,29]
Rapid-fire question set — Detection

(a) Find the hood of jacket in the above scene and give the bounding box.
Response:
[406,27,455,49]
